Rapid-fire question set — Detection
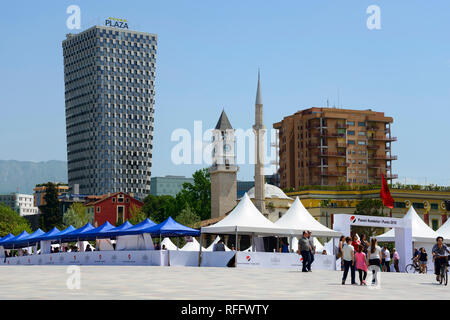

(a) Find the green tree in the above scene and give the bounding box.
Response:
[176,204,201,228]
[39,182,63,231]
[176,168,211,220]
[63,202,90,228]
[141,194,178,223]
[128,204,147,225]
[352,199,386,238]
[0,204,31,236]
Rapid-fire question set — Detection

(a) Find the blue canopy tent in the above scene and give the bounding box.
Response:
[81,221,116,239]
[112,218,156,236]
[8,229,46,248]
[1,231,29,249]
[0,233,15,245]
[95,221,134,239]
[33,227,61,242]
[143,217,201,237]
[58,223,95,242]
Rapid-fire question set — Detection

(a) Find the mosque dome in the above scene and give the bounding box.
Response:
[245,183,293,200]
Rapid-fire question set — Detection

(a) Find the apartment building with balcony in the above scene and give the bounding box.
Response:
[273,107,397,189]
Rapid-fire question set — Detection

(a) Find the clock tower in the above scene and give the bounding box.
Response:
[209,110,238,218]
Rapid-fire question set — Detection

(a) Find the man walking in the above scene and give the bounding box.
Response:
[342,237,356,285]
[298,231,311,272]
[307,231,316,272]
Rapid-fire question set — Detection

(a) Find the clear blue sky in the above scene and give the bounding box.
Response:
[1,0,449,185]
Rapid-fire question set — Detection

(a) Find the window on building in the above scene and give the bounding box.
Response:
[412,202,424,209]
[431,203,438,210]
[432,219,439,231]
[358,131,366,136]
[358,141,366,145]
[118,195,124,203]
[358,122,365,126]
[112,197,116,203]
[347,131,355,135]
[96,206,101,213]
[348,140,355,145]
[117,206,125,223]
[347,121,355,126]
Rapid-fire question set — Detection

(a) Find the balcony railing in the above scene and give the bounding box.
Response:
[369,154,398,160]
[368,173,398,179]
[321,171,347,177]
[336,143,347,148]
[367,144,379,150]
[307,143,322,148]
[368,135,398,142]
[319,151,347,158]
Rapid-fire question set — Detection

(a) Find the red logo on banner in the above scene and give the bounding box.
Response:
[350,216,356,223]
[99,254,102,260]
[128,254,131,260]
[73,255,76,260]
[246,255,251,261]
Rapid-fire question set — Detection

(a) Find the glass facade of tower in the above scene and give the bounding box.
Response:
[63,26,157,200]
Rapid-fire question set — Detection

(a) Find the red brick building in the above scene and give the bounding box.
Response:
[87,192,144,226]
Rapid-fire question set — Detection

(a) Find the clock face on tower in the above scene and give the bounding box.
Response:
[224,144,231,152]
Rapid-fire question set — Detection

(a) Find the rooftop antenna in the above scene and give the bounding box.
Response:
[326,98,329,107]
[337,88,340,108]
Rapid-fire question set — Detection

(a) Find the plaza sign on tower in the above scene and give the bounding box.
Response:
[105,17,129,29]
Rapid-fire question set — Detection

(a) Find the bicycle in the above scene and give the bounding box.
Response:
[436,255,448,286]
[405,258,420,274]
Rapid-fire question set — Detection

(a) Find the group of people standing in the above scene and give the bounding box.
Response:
[339,234,400,285]
[298,231,316,272]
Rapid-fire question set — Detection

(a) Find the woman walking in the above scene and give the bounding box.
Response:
[338,235,345,271]
[355,244,368,285]
[367,238,382,284]
[393,248,400,272]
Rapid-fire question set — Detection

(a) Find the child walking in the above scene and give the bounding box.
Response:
[355,244,368,285]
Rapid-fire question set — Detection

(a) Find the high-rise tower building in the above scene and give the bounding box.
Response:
[63,25,157,200]
[253,72,266,213]
[273,107,397,189]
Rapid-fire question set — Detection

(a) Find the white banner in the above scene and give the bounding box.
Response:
[235,252,302,269]
[168,250,199,267]
[200,251,236,267]
[1,250,169,266]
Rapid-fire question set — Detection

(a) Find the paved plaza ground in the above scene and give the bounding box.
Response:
[0,266,449,299]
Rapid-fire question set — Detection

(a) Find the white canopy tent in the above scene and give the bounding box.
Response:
[161,237,178,250]
[204,236,231,251]
[180,237,206,251]
[437,219,450,243]
[375,206,442,243]
[375,206,442,273]
[201,193,297,238]
[274,197,342,237]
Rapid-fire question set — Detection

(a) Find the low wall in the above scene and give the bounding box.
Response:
[1,250,169,266]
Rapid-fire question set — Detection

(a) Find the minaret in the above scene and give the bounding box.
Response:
[253,71,266,213]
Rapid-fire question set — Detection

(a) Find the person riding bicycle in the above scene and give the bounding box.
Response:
[432,236,450,282]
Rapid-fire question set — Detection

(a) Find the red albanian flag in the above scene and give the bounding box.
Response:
[380,173,394,208]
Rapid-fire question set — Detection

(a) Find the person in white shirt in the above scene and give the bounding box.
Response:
[383,246,391,272]
[368,238,382,283]
[341,237,356,285]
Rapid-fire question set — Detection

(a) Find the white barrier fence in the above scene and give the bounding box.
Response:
[235,252,336,270]
[1,251,336,270]
[1,250,169,266]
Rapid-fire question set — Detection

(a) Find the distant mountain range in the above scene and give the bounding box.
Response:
[0,160,67,195]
